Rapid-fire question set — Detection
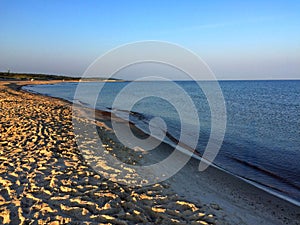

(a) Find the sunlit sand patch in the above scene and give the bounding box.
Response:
[50,195,70,201]
[69,197,98,208]
[171,218,181,223]
[0,207,10,224]
[35,203,57,215]
[0,82,218,224]
[42,189,52,196]
[0,177,12,187]
[25,193,40,202]
[64,161,77,167]
[61,179,72,186]
[0,195,7,206]
[100,215,115,220]
[93,192,118,199]
[60,204,89,217]
[37,166,47,171]
[54,216,72,224]
[48,177,58,188]
[152,206,166,213]
[139,194,153,200]
[176,200,198,212]
[60,186,74,193]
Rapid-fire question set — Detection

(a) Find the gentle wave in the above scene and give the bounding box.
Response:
[22,80,300,205]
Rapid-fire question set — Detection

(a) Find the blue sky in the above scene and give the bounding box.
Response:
[0,0,299,79]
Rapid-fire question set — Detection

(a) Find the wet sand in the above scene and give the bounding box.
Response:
[0,81,299,225]
[0,81,219,225]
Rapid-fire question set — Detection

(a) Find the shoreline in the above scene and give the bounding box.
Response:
[19,80,300,223]
[0,80,220,224]
[72,94,300,224]
[21,80,300,208]
[1,80,299,224]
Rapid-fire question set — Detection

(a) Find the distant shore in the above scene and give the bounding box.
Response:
[0,72,124,82]
[0,80,299,225]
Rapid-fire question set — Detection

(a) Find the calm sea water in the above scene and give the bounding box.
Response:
[23,80,300,204]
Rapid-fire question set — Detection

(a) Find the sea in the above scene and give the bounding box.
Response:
[23,80,300,205]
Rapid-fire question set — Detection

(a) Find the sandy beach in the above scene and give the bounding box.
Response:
[0,81,299,225]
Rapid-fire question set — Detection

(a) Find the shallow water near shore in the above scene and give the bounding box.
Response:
[23,80,300,205]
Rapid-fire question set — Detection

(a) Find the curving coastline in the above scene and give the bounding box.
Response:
[0,81,220,224]
[1,80,299,224]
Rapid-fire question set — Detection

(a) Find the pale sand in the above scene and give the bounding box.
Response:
[0,81,299,224]
[82,108,300,225]
[0,81,218,225]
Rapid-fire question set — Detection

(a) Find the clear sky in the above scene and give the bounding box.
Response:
[1,0,299,79]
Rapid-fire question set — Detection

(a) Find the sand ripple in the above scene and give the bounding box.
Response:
[0,82,217,224]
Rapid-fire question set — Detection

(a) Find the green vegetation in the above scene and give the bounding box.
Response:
[0,72,124,81]
[0,72,79,81]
